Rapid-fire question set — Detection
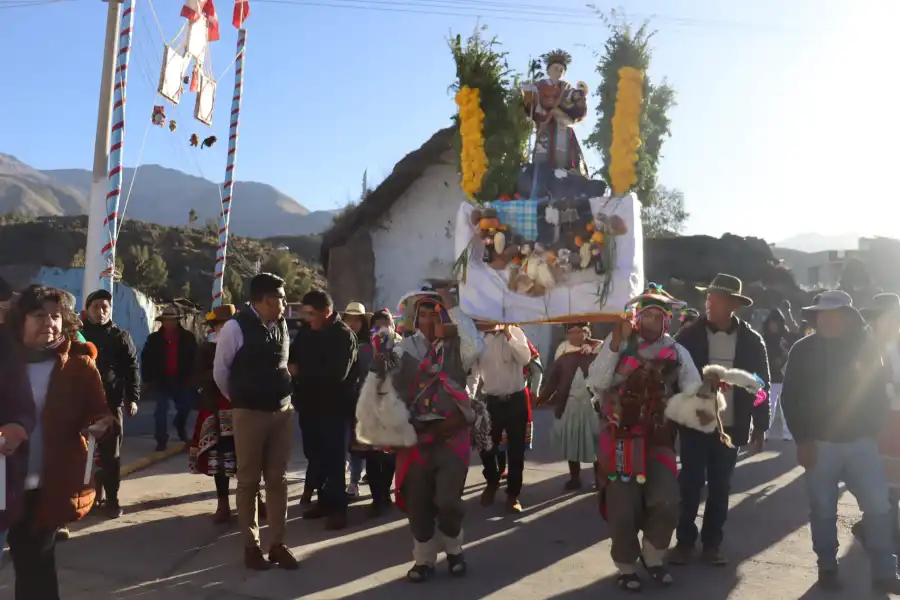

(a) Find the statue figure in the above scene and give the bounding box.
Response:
[521,49,589,177]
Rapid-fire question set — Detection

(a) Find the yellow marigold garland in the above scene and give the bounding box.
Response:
[609,66,644,196]
[455,86,488,200]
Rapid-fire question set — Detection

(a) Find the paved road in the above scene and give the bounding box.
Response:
[0,410,884,599]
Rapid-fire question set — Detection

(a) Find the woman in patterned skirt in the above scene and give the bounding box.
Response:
[188,304,265,524]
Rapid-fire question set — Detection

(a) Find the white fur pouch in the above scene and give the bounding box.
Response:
[664,364,763,435]
[355,371,418,448]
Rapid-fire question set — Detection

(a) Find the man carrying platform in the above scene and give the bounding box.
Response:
[587,284,701,592]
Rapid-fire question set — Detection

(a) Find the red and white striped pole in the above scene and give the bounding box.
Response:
[211,27,246,307]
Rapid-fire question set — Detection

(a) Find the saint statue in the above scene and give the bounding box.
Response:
[521,49,589,177]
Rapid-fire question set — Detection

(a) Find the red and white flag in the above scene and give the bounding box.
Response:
[181,0,220,42]
[233,0,250,29]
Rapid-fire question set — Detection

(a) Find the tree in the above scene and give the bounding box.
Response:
[223,267,245,303]
[125,244,168,296]
[261,253,314,301]
[641,186,689,237]
[188,208,199,228]
[585,15,677,205]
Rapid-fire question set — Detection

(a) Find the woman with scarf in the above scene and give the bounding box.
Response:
[1,284,117,599]
[188,305,266,524]
[587,284,700,591]
[762,309,792,441]
[538,323,602,490]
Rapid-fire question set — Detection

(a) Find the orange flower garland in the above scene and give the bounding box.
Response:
[609,66,644,196]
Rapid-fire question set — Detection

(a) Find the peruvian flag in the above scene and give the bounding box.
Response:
[181,0,220,42]
[233,0,250,28]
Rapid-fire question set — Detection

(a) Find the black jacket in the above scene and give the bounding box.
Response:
[675,316,771,446]
[781,316,889,444]
[81,319,140,407]
[141,325,198,387]
[289,313,358,419]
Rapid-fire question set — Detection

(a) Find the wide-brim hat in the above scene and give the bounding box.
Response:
[861,293,900,320]
[801,290,861,317]
[342,301,373,318]
[697,273,753,307]
[205,304,237,325]
[396,288,445,331]
[155,306,182,321]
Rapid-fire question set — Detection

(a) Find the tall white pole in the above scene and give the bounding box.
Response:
[83,0,122,310]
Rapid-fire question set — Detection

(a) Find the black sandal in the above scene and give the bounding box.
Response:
[447,553,467,577]
[644,565,673,586]
[616,573,642,592]
[406,564,435,583]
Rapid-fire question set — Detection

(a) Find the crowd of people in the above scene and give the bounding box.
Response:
[3,270,900,597]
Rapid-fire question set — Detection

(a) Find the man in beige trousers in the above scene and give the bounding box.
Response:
[213,272,299,570]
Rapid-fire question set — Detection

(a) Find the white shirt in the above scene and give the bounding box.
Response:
[25,361,54,490]
[707,328,738,427]
[213,306,277,401]
[475,326,532,397]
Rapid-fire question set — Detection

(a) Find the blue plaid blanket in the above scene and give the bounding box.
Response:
[488,200,539,241]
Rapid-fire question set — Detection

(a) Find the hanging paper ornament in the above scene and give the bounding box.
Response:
[151,105,166,127]
[189,133,199,147]
[201,135,217,149]
[169,120,177,132]
[190,65,200,93]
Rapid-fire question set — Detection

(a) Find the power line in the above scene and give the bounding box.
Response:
[0,0,70,9]
[253,0,827,34]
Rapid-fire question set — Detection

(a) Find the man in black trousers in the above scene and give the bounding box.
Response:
[81,289,141,518]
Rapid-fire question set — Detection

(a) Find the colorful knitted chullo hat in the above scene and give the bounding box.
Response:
[625,283,686,322]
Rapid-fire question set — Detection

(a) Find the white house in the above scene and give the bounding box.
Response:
[321,127,556,361]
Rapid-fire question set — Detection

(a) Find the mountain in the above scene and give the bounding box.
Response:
[776,232,862,253]
[0,153,337,238]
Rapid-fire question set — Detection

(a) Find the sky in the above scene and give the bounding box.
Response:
[1,0,897,243]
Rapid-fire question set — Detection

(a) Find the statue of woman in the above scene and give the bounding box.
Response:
[521,49,589,176]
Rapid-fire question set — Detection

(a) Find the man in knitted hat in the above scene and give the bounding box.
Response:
[81,288,141,519]
[359,288,485,583]
[586,283,701,591]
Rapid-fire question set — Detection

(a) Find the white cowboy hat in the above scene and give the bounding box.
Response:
[342,302,372,317]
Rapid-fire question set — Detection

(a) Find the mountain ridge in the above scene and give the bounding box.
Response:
[0,153,337,238]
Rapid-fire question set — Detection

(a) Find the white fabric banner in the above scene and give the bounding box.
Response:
[455,193,644,324]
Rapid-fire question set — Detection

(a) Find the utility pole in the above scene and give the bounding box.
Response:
[82,0,122,310]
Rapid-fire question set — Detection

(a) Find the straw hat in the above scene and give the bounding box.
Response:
[342,301,373,318]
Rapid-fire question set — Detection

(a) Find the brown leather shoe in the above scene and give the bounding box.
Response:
[244,545,271,571]
[325,511,347,531]
[701,546,728,566]
[505,496,522,514]
[666,544,693,566]
[212,498,231,525]
[480,484,498,507]
[268,544,300,570]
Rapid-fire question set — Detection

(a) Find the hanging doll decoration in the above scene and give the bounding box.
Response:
[201,135,217,149]
[469,207,508,264]
[169,120,177,132]
[151,105,167,127]
[189,133,200,147]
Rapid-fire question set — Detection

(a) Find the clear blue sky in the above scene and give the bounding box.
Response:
[1,0,896,242]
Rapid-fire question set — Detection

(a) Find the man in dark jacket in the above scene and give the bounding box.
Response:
[668,274,770,566]
[81,289,140,518]
[0,277,15,359]
[141,306,198,451]
[782,290,900,593]
[289,289,357,530]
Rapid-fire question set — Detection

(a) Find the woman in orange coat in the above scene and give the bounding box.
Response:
[2,284,117,600]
